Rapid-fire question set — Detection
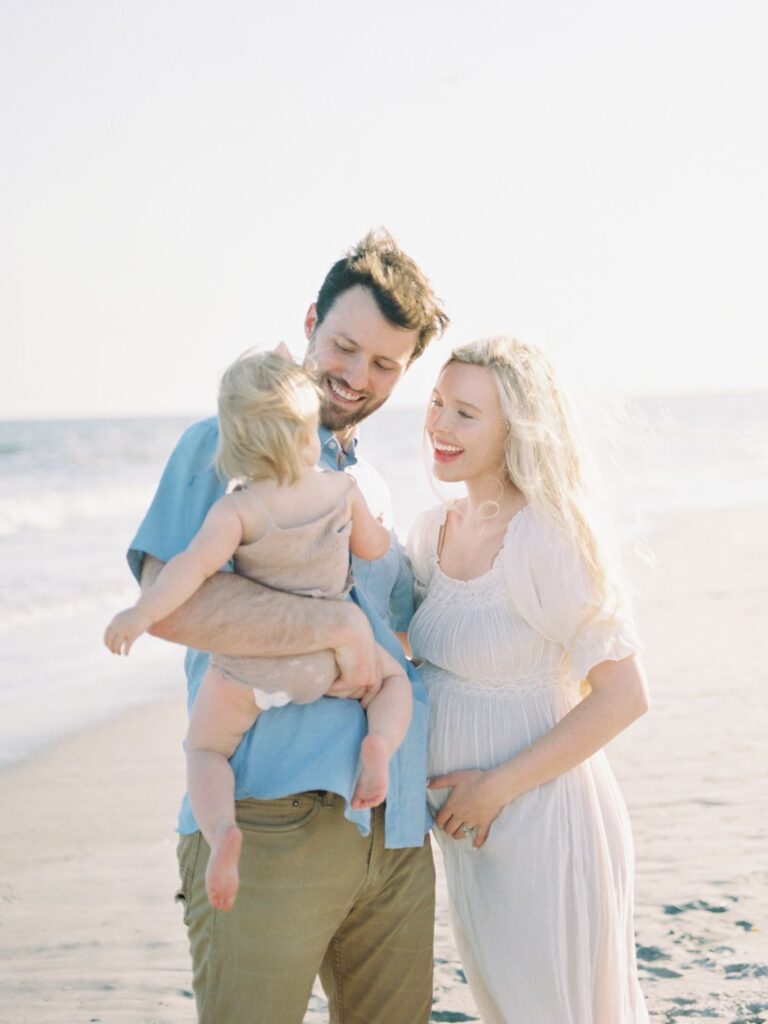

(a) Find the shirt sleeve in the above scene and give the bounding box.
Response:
[387,533,415,632]
[502,509,641,680]
[127,417,229,582]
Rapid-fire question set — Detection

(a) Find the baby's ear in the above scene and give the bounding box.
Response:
[271,341,294,363]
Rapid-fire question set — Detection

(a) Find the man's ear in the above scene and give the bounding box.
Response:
[304,303,318,341]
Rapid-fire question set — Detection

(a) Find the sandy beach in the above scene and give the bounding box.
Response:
[1,504,766,1023]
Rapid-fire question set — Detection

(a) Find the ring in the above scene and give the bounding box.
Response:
[460,825,473,835]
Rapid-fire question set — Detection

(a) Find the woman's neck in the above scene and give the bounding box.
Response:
[462,475,526,522]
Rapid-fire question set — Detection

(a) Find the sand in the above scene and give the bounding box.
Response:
[1,505,766,1023]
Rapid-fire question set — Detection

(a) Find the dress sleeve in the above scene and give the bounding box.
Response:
[502,509,641,679]
[405,505,445,607]
[127,417,228,582]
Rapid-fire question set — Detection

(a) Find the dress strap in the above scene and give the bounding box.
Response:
[436,519,448,563]
[235,482,278,528]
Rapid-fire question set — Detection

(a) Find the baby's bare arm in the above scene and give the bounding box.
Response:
[137,499,245,623]
[348,485,390,561]
[105,498,244,656]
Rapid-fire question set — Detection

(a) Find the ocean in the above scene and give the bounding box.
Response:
[1,393,767,767]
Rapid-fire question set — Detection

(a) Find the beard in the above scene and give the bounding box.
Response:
[317,374,386,431]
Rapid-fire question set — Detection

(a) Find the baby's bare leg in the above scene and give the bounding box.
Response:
[186,666,260,911]
[351,647,413,811]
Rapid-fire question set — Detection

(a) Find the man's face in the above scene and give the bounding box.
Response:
[304,285,420,433]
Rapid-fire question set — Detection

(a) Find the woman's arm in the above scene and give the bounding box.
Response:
[394,632,412,658]
[431,655,649,848]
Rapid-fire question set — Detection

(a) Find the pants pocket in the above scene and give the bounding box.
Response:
[235,792,324,833]
[175,831,201,925]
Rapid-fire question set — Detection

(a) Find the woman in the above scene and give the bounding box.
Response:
[407,337,650,1023]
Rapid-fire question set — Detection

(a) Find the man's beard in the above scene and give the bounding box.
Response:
[318,375,386,431]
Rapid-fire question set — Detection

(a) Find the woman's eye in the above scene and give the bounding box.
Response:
[458,410,473,419]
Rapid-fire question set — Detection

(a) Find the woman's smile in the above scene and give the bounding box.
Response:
[431,439,465,464]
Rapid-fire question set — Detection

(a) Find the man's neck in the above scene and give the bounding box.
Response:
[333,425,358,452]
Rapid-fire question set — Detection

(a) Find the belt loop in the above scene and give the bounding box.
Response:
[321,791,335,808]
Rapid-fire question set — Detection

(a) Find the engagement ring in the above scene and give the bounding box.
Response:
[460,825,473,835]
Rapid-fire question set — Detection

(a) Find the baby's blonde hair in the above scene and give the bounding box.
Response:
[215,348,323,485]
[447,336,621,617]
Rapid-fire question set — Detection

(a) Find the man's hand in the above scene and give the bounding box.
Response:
[328,605,379,700]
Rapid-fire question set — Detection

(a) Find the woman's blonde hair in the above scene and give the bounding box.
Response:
[215,348,323,485]
[447,336,621,616]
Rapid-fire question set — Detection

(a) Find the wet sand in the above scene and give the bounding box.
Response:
[0,504,766,1022]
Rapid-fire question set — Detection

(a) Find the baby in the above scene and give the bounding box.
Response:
[104,345,412,911]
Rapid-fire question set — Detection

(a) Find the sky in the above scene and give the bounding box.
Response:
[1,0,767,420]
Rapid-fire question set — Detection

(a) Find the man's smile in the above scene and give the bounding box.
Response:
[326,377,368,405]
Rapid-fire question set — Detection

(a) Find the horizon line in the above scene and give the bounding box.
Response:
[1,387,767,426]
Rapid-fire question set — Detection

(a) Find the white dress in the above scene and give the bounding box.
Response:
[407,504,649,1024]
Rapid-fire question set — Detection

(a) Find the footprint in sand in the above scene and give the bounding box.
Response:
[636,944,671,962]
[664,899,729,915]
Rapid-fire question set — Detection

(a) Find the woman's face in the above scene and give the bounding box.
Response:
[426,362,509,486]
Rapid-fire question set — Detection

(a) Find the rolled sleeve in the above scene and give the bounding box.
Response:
[127,417,229,582]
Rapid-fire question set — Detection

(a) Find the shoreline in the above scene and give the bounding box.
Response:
[0,498,763,776]
[1,503,766,1022]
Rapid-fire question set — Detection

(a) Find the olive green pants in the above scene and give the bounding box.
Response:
[176,792,435,1023]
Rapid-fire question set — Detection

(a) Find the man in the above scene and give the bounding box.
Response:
[128,230,449,1023]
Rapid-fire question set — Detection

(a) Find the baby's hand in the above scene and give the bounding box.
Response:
[104,607,154,656]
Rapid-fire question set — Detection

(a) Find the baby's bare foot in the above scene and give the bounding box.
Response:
[205,824,242,912]
[351,735,390,810]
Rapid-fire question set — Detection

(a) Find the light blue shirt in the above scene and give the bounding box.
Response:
[128,418,429,848]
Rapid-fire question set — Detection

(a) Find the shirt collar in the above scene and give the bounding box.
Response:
[318,424,359,470]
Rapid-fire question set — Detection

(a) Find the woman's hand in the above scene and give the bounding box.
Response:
[429,769,509,849]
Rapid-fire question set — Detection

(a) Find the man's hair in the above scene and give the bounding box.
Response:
[215,349,322,485]
[315,229,449,361]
